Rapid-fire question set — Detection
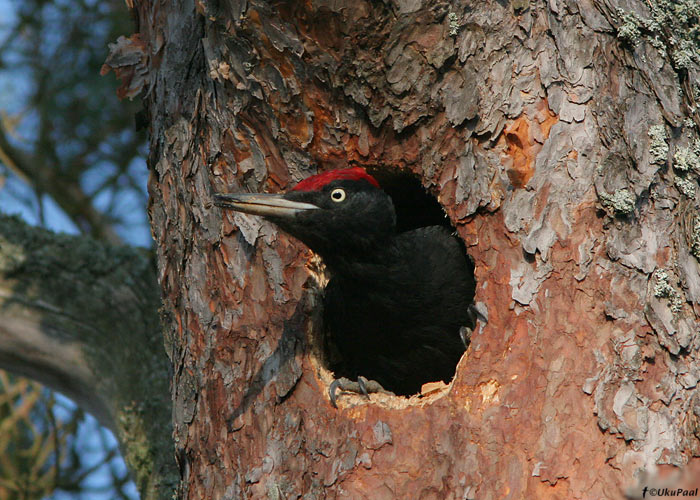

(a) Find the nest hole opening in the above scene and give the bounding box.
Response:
[312,167,477,401]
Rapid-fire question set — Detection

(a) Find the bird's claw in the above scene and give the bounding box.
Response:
[356,376,370,397]
[460,304,488,346]
[329,376,392,408]
[459,325,472,347]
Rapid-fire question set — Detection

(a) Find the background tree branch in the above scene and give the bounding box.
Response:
[0,215,176,500]
[0,125,123,244]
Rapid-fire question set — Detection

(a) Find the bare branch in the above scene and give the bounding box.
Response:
[0,123,123,244]
[0,215,176,500]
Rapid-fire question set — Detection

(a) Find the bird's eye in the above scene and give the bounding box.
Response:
[330,188,346,203]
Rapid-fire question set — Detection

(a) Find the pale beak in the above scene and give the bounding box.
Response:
[213,193,320,218]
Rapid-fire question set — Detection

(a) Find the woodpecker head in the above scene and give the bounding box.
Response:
[214,168,396,264]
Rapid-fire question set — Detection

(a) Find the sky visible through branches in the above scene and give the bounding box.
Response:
[0,0,149,497]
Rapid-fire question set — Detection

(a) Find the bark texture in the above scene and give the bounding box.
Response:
[109,0,700,497]
[0,215,176,499]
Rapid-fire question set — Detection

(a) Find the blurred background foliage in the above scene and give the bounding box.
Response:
[0,0,149,245]
[0,0,149,498]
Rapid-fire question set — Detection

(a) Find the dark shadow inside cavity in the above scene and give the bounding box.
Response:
[368,168,473,275]
[322,167,477,398]
[367,168,453,233]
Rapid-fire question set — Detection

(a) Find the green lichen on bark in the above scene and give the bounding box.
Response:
[649,125,669,164]
[615,0,700,138]
[653,269,684,313]
[672,138,699,198]
[615,0,700,71]
[691,215,700,259]
[599,188,636,215]
[447,12,460,36]
[616,9,642,44]
[673,140,700,172]
[674,175,697,197]
[0,215,177,500]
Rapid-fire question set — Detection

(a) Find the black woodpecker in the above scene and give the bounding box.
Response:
[214,167,477,406]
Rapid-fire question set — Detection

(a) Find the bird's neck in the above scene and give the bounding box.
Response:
[320,238,398,283]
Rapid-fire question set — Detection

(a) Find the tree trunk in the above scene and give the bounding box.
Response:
[107,0,700,497]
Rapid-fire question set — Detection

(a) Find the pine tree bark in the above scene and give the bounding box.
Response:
[107,0,700,497]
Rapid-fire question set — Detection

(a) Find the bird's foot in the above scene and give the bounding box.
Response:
[460,303,488,346]
[459,325,472,347]
[329,376,393,408]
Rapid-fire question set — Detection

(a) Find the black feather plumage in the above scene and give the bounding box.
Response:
[324,225,475,395]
